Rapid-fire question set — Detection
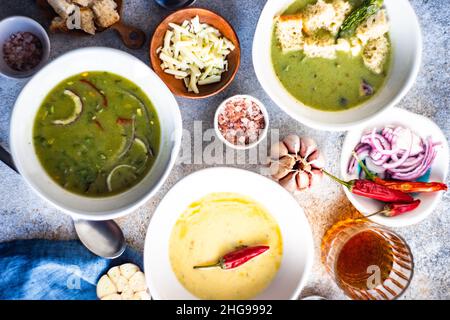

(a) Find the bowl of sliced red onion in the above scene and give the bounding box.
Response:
[340,107,449,227]
[0,16,50,79]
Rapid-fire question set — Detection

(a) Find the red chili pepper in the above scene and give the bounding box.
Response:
[322,169,414,203]
[80,79,108,107]
[365,200,421,218]
[116,117,133,125]
[193,245,270,270]
[353,152,448,193]
[93,119,104,131]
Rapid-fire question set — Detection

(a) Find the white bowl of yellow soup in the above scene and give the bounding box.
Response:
[253,0,422,131]
[144,167,314,300]
[10,47,182,220]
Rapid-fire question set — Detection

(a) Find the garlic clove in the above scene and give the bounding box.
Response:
[296,171,310,190]
[308,150,325,169]
[300,137,317,158]
[283,135,301,154]
[270,156,295,180]
[270,141,289,159]
[279,172,298,192]
[309,169,323,187]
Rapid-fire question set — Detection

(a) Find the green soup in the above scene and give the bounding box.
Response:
[271,0,390,111]
[33,71,160,197]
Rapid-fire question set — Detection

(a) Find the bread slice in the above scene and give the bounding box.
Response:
[302,0,335,35]
[356,9,389,44]
[275,14,304,53]
[48,0,76,18]
[71,0,92,7]
[303,35,336,59]
[329,0,352,36]
[92,0,120,28]
[49,16,69,33]
[80,7,96,35]
[362,35,389,74]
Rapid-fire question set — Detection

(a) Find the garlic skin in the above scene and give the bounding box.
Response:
[270,135,324,192]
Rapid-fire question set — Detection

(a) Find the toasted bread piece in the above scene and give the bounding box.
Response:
[48,0,76,18]
[80,7,96,35]
[329,0,352,36]
[275,14,304,53]
[303,35,336,60]
[71,0,92,6]
[49,16,69,33]
[302,0,335,35]
[362,35,389,74]
[356,9,389,44]
[92,0,120,28]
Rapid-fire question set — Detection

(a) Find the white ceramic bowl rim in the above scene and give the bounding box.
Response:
[214,94,269,150]
[10,47,183,220]
[144,167,314,300]
[252,0,422,131]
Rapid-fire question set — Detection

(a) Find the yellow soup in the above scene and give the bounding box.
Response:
[169,193,283,300]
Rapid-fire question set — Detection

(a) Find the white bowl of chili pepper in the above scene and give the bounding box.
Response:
[144,167,314,300]
[340,108,449,227]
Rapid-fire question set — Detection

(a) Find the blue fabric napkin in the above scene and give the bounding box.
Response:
[0,239,143,300]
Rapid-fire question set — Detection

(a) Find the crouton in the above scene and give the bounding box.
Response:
[79,7,96,35]
[71,0,92,7]
[303,35,336,59]
[302,0,335,35]
[92,0,120,28]
[362,35,389,74]
[335,37,362,56]
[356,9,389,44]
[275,15,304,53]
[49,16,69,33]
[329,0,352,36]
[48,0,76,18]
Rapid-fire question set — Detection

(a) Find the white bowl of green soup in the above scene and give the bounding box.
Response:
[253,0,422,131]
[10,47,182,220]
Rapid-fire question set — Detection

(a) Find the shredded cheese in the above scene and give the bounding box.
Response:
[157,16,235,94]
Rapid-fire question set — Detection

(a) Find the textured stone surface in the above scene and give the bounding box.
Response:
[0,0,449,299]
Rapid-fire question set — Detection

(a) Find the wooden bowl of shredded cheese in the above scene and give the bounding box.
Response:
[150,8,240,99]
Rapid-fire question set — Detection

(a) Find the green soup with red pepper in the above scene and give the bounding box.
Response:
[33,71,160,197]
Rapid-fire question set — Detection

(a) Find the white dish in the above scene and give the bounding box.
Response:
[252,0,422,131]
[144,167,314,300]
[214,94,269,150]
[10,47,182,221]
[0,16,50,79]
[340,108,449,227]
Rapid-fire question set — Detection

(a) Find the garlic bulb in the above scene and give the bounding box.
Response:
[97,263,150,300]
[269,135,324,192]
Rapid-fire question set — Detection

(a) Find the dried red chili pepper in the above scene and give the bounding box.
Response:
[322,169,414,203]
[353,152,448,193]
[365,200,421,218]
[116,117,133,125]
[80,79,108,107]
[193,245,270,270]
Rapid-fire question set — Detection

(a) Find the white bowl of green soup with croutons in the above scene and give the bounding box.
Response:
[253,0,422,130]
[10,47,182,220]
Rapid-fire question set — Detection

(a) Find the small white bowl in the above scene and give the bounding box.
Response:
[214,94,269,150]
[10,47,182,221]
[253,0,422,131]
[340,108,449,227]
[144,167,314,300]
[0,16,50,79]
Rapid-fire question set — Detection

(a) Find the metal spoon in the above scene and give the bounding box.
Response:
[0,145,126,259]
[73,219,126,259]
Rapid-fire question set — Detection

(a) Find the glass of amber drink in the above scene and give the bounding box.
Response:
[321,218,413,300]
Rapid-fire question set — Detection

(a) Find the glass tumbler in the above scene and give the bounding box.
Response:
[321,218,414,300]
